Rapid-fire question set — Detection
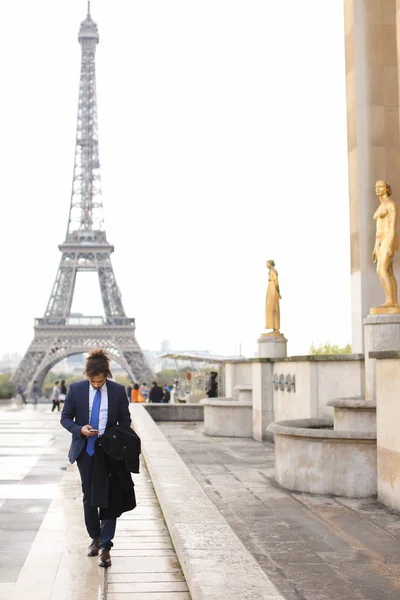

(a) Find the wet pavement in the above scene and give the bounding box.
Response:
[159,421,400,600]
[4,402,400,600]
[0,403,189,600]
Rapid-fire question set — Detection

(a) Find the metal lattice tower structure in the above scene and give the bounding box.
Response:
[13,4,153,392]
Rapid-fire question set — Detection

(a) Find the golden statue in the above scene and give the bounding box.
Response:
[371,180,400,314]
[265,260,281,333]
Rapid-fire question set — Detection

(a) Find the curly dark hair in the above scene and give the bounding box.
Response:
[84,349,112,379]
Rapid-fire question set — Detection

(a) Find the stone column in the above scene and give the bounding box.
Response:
[344,0,400,352]
[224,361,253,399]
[224,362,236,398]
[252,360,274,442]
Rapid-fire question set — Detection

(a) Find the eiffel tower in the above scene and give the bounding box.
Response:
[13,4,153,392]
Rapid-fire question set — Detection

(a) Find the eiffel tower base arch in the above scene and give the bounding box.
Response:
[12,322,154,393]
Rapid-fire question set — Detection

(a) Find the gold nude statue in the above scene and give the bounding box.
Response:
[265,260,281,332]
[371,180,400,313]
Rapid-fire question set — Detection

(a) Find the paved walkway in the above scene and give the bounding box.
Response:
[4,402,400,600]
[0,403,190,600]
[159,421,400,600]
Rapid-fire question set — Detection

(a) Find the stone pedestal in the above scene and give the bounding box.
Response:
[327,397,376,433]
[233,384,252,403]
[364,314,400,403]
[257,333,287,359]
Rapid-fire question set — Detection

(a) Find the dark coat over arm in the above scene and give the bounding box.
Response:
[92,425,141,519]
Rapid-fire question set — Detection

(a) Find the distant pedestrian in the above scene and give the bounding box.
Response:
[207,371,218,398]
[16,384,27,405]
[173,379,183,403]
[162,385,171,404]
[131,383,144,403]
[31,381,40,405]
[51,381,61,412]
[60,380,67,408]
[149,381,163,403]
[126,383,133,401]
[140,383,149,402]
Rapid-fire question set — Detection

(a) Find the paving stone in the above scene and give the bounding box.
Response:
[114,529,170,537]
[0,498,50,512]
[109,556,181,573]
[0,515,47,530]
[108,581,189,593]
[0,542,34,568]
[107,593,191,600]
[112,549,177,557]
[108,572,186,583]
[266,543,324,565]
[111,542,174,550]
[0,583,14,599]
[0,530,37,542]
[0,567,21,584]
[117,519,168,531]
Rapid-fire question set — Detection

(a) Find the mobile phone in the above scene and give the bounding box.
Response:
[88,428,99,433]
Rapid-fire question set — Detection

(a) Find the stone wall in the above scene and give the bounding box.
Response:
[222,356,364,442]
[272,361,313,421]
[269,419,376,497]
[272,357,365,422]
[375,355,400,511]
[144,403,204,421]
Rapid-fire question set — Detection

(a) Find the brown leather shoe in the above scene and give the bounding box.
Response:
[87,538,99,557]
[98,548,111,567]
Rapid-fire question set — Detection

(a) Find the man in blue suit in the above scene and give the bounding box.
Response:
[61,349,131,567]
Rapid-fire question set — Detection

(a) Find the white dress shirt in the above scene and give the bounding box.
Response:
[89,382,108,434]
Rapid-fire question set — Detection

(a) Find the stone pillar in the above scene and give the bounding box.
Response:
[344,0,400,352]
[253,333,286,440]
[376,355,400,511]
[224,361,252,399]
[224,362,236,398]
[364,314,400,402]
[252,361,274,442]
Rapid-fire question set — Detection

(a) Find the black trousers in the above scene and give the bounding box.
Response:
[76,450,116,550]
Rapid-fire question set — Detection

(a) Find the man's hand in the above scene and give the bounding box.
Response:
[81,424,98,437]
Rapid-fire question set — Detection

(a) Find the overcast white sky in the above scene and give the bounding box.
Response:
[0,1,351,359]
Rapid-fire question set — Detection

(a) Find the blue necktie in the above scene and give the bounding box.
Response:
[86,389,101,456]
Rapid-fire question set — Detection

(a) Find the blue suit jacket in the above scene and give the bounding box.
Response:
[60,379,131,464]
